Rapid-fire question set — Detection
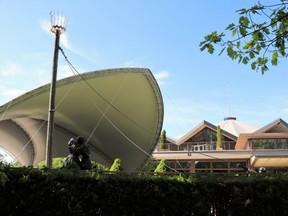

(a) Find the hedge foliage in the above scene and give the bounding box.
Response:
[0,165,288,216]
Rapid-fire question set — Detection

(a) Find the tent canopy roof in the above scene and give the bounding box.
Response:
[0,68,164,171]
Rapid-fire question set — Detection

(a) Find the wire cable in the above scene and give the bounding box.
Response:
[59,47,180,173]
[59,47,154,153]
[59,46,154,135]
[11,80,76,163]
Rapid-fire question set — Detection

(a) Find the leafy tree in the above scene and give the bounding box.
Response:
[109,158,123,171]
[200,0,288,74]
[154,159,168,173]
[216,125,223,148]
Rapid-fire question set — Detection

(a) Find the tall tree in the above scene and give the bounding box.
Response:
[200,0,288,74]
[159,130,167,149]
[216,125,223,149]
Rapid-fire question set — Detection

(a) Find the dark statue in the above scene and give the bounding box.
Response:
[63,136,92,170]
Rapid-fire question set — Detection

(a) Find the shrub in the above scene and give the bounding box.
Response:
[154,159,167,173]
[0,164,288,215]
[109,158,123,171]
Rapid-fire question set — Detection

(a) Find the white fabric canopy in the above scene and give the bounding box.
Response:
[0,68,164,171]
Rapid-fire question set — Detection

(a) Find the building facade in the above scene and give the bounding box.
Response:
[153,118,288,173]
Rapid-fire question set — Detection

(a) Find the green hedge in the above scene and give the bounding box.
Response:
[0,166,287,216]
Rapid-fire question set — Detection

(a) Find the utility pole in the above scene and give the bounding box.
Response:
[46,12,67,168]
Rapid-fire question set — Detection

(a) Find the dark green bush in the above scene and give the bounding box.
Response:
[0,165,287,216]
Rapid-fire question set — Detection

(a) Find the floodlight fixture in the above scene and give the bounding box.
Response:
[50,11,68,34]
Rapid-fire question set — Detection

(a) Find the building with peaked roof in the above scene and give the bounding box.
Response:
[0,68,164,171]
[153,117,288,173]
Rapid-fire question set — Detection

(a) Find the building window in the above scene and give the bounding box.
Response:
[212,162,229,168]
[195,162,211,169]
[249,138,288,149]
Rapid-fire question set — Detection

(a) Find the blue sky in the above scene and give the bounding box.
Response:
[0,0,287,138]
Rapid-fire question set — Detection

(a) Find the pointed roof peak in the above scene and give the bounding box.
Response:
[255,118,288,133]
[217,118,259,137]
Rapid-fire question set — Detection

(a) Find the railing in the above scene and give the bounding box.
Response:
[158,141,236,152]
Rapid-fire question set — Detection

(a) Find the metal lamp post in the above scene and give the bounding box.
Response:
[46,12,67,168]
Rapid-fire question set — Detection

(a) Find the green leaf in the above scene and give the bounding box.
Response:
[237,8,247,15]
[225,23,235,30]
[249,51,255,59]
[271,51,278,66]
[270,17,278,28]
[252,31,261,41]
[199,40,206,47]
[261,65,269,74]
[227,45,236,59]
[262,27,270,34]
[204,33,213,41]
[260,42,266,48]
[251,61,257,70]
[250,6,264,14]
[243,16,249,26]
[208,44,215,54]
[238,55,243,63]
[258,57,268,65]
[239,26,247,36]
[200,43,208,52]
[239,16,250,27]
[236,41,241,48]
[243,40,255,50]
[232,29,237,37]
[242,56,249,64]
[256,44,262,52]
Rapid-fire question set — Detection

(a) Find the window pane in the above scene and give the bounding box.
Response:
[212,162,228,168]
[230,161,246,169]
[176,161,191,169]
[195,162,211,168]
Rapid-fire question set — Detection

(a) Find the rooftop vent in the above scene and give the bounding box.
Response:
[224,117,237,121]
